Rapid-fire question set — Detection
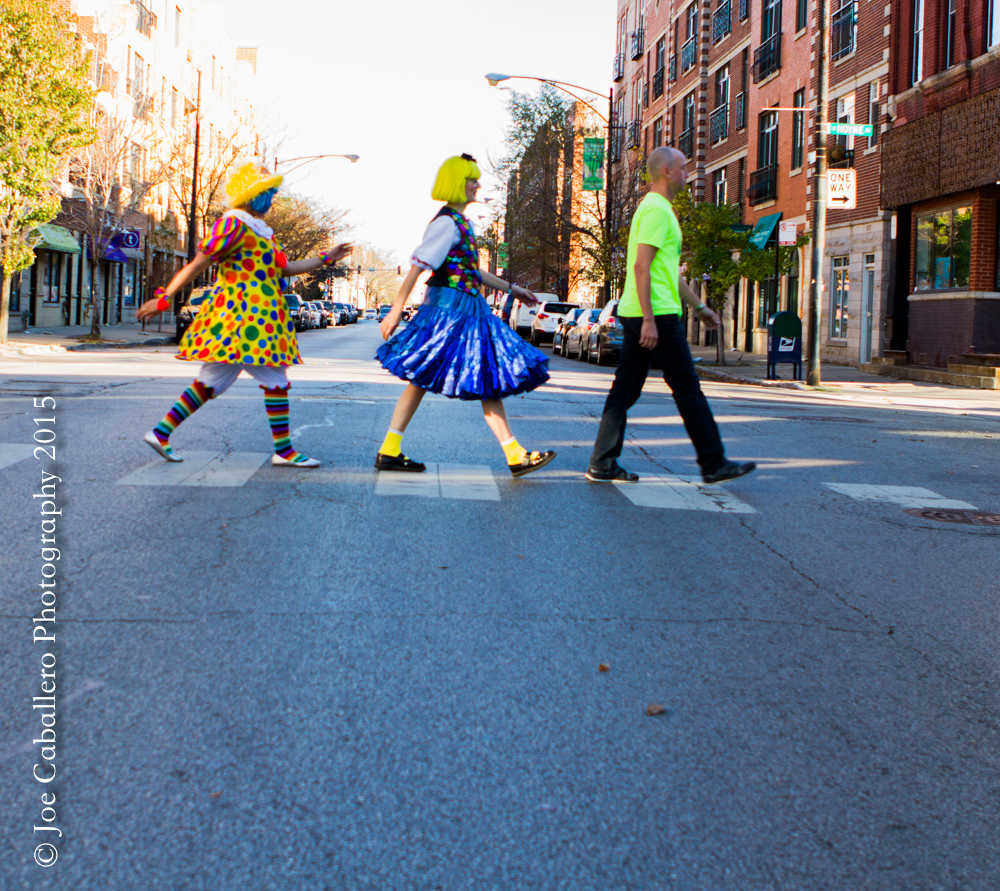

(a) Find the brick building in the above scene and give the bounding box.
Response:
[880,0,1000,367]
[614,0,893,363]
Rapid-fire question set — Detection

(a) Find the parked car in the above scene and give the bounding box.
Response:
[509,292,558,338]
[560,308,601,358]
[283,293,310,332]
[377,305,392,321]
[338,302,359,324]
[587,300,623,365]
[364,308,377,320]
[497,293,516,324]
[319,301,339,326]
[300,301,322,329]
[175,286,213,342]
[529,301,578,347]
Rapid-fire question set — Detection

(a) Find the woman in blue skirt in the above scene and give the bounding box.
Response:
[375,154,556,478]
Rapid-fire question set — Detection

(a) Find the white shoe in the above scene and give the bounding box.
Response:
[144,431,183,462]
[272,453,320,468]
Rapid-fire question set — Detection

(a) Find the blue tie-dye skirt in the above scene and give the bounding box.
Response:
[376,286,550,400]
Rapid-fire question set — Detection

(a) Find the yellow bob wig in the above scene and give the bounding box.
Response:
[432,154,481,203]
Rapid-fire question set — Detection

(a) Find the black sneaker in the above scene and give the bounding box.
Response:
[701,460,756,485]
[585,464,639,483]
[509,450,557,478]
[375,452,426,473]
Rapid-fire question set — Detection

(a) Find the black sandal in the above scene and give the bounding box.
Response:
[375,453,427,473]
[508,450,557,478]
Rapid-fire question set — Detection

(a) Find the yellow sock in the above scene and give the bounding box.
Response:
[380,429,403,457]
[501,436,527,465]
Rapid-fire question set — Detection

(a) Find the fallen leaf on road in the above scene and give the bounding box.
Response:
[210,791,222,799]
[598,663,610,672]
[646,704,666,716]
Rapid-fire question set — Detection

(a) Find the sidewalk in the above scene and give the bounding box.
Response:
[0,321,175,357]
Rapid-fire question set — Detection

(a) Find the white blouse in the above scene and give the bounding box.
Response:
[410,214,468,271]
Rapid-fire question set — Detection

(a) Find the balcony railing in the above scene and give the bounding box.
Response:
[828,147,855,168]
[739,0,749,18]
[831,3,856,60]
[613,53,625,81]
[653,66,665,97]
[710,104,729,144]
[627,120,641,148]
[134,0,156,38]
[713,0,732,42]
[679,128,694,159]
[735,91,746,129]
[748,163,778,204]
[681,36,697,72]
[752,33,782,82]
[631,28,645,59]
[668,54,678,83]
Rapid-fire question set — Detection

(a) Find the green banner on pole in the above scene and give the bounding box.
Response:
[497,243,508,266]
[583,138,605,191]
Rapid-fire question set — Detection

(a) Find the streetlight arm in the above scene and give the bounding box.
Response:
[486,73,609,122]
[273,154,360,174]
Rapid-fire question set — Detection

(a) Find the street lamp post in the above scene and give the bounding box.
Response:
[485,73,615,305]
[273,154,360,175]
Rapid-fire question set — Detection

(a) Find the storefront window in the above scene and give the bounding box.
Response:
[915,206,971,290]
[830,256,849,338]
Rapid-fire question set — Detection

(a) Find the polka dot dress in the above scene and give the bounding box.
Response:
[177,216,300,366]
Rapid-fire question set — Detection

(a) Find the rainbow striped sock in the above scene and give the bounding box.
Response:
[152,380,212,453]
[264,387,311,463]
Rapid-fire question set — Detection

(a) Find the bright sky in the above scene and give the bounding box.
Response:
[214,0,615,263]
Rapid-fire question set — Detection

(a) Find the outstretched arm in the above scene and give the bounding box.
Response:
[380,266,422,340]
[137,253,214,321]
[284,242,352,277]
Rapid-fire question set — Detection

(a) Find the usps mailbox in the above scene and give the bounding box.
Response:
[766,311,802,380]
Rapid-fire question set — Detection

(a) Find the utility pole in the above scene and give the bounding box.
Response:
[605,87,614,308]
[184,70,202,313]
[807,0,829,386]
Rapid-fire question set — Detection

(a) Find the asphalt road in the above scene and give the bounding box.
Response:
[1,321,998,890]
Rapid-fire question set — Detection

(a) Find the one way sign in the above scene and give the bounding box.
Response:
[827,169,856,209]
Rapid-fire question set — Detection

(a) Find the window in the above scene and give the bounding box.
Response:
[915,206,972,290]
[830,256,850,338]
[653,117,663,148]
[788,250,800,315]
[945,0,957,68]
[835,93,855,153]
[683,4,698,71]
[796,0,807,30]
[831,0,856,60]
[762,0,781,40]
[171,87,178,128]
[680,93,695,157]
[653,36,665,97]
[868,82,880,148]
[912,0,924,85]
[713,168,728,205]
[711,66,730,143]
[175,6,181,47]
[791,89,805,169]
[758,110,778,167]
[991,0,1000,48]
[758,273,777,326]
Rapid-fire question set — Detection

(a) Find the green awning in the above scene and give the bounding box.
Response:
[748,212,782,250]
[32,223,81,254]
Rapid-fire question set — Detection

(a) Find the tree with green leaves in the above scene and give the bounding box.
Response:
[673,191,811,364]
[0,0,94,343]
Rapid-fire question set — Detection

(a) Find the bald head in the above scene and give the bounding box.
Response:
[647,147,685,183]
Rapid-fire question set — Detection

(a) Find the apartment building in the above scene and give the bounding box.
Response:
[880,0,1000,368]
[7,0,260,330]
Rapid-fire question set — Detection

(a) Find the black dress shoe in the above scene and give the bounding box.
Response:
[585,464,639,483]
[701,460,756,485]
[375,452,426,472]
[509,450,556,478]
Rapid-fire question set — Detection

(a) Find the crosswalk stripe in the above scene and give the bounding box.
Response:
[823,483,976,509]
[375,462,442,499]
[0,444,33,471]
[374,462,502,501]
[118,451,268,488]
[615,474,756,513]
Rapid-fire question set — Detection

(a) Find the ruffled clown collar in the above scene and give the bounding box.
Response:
[224,209,274,240]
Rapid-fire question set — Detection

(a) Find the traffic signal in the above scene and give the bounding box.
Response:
[356,265,361,274]
[397,266,401,275]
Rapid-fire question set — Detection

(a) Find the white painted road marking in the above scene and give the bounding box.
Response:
[823,483,976,509]
[375,462,501,502]
[118,451,269,488]
[0,443,34,471]
[616,474,756,513]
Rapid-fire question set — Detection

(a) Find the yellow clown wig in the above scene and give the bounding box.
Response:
[431,154,481,203]
[224,162,283,208]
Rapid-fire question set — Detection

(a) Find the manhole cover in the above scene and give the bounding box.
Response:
[904,508,1000,526]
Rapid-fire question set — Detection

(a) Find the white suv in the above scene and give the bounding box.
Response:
[529,301,578,347]
[509,292,558,339]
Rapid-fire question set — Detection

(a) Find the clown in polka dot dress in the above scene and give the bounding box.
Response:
[136,162,352,468]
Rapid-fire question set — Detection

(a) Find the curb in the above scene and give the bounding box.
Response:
[696,365,810,391]
[67,337,174,351]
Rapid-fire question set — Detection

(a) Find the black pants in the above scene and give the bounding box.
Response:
[589,314,726,474]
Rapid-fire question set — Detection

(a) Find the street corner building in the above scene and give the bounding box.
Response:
[880,0,1000,370]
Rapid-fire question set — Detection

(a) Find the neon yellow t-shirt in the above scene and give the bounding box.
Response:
[618,192,683,317]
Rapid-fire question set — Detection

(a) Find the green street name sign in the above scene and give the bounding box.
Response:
[824,122,874,137]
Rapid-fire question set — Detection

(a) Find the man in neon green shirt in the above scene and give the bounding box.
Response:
[587,147,755,485]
